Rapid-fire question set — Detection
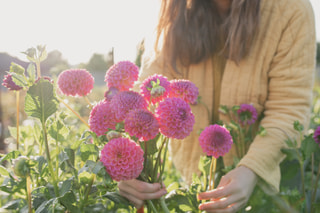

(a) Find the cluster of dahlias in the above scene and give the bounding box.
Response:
[88,61,198,181]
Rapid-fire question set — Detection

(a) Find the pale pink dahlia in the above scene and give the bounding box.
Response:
[88,100,117,136]
[169,79,199,104]
[199,124,233,158]
[100,137,144,181]
[105,61,139,91]
[57,69,94,97]
[313,126,320,146]
[140,74,170,104]
[125,109,159,141]
[237,104,258,125]
[2,74,23,91]
[155,97,195,139]
[104,87,119,102]
[110,91,148,122]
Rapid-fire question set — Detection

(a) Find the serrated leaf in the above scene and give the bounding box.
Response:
[10,72,27,87]
[24,79,58,124]
[301,134,320,159]
[58,191,78,212]
[140,134,160,155]
[281,148,300,161]
[39,49,48,62]
[59,178,73,196]
[48,119,69,142]
[80,143,99,162]
[10,62,25,75]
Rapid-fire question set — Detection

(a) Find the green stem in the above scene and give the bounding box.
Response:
[159,196,170,213]
[146,200,158,213]
[26,174,32,213]
[81,174,95,211]
[36,59,41,78]
[56,96,90,128]
[209,157,217,190]
[42,122,59,197]
[157,137,169,183]
[83,96,93,109]
[311,163,320,212]
[16,91,20,150]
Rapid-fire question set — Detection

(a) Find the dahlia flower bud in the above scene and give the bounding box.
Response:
[2,74,23,91]
[106,130,122,141]
[13,156,30,177]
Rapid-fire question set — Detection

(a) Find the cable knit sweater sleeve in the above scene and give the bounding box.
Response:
[237,0,316,193]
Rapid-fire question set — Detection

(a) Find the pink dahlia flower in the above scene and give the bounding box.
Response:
[57,69,94,97]
[88,100,117,136]
[105,61,139,91]
[199,124,233,158]
[169,79,199,104]
[237,104,258,125]
[104,87,119,102]
[155,97,195,139]
[313,126,320,146]
[100,137,144,181]
[140,74,170,104]
[2,74,23,91]
[125,109,159,141]
[110,91,148,122]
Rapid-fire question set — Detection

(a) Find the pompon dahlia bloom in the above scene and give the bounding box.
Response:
[199,124,233,158]
[88,100,117,136]
[104,61,139,91]
[57,69,94,96]
[125,109,159,141]
[313,126,320,146]
[140,74,171,104]
[155,97,195,139]
[2,74,23,91]
[104,87,119,102]
[100,137,144,181]
[110,91,148,122]
[169,79,199,104]
[237,104,258,125]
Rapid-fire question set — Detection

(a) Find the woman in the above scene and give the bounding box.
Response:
[118,0,316,212]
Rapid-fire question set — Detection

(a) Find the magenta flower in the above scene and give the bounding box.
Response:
[104,87,119,102]
[57,69,94,97]
[140,74,171,104]
[155,97,195,139]
[237,104,258,125]
[2,74,23,91]
[110,91,148,122]
[125,109,159,141]
[88,100,117,136]
[169,79,199,104]
[313,126,320,146]
[105,61,139,91]
[199,124,233,158]
[100,137,144,181]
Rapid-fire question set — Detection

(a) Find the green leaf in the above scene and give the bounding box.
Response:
[0,150,21,163]
[281,148,300,161]
[140,134,160,155]
[24,78,58,124]
[80,143,99,162]
[59,178,73,196]
[293,120,304,132]
[10,72,27,87]
[301,134,320,159]
[27,63,36,84]
[48,119,69,142]
[10,62,25,75]
[0,165,10,176]
[103,192,131,205]
[58,191,78,212]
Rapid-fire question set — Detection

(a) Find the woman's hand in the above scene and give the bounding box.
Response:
[198,166,258,213]
[118,179,167,209]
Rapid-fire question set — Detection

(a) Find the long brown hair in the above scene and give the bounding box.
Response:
[155,0,261,71]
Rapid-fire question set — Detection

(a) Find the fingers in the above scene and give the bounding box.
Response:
[202,202,243,213]
[118,179,167,209]
[198,194,245,212]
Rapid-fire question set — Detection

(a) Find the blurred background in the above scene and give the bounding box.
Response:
[0,0,319,152]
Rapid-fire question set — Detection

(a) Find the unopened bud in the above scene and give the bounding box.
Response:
[106,130,122,141]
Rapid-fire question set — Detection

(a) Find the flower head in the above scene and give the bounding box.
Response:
[57,69,94,97]
[104,87,119,102]
[199,124,233,158]
[89,100,117,136]
[100,137,144,181]
[110,91,148,122]
[237,104,258,125]
[2,74,23,91]
[140,74,170,104]
[169,79,199,104]
[313,126,320,146]
[125,109,159,141]
[155,97,195,139]
[105,61,139,91]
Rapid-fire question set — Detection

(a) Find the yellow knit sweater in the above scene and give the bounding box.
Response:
[136,0,316,193]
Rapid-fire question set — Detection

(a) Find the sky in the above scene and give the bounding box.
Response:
[0,0,319,65]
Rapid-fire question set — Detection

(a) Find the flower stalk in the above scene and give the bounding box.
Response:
[209,157,217,190]
[26,174,32,213]
[16,91,20,150]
